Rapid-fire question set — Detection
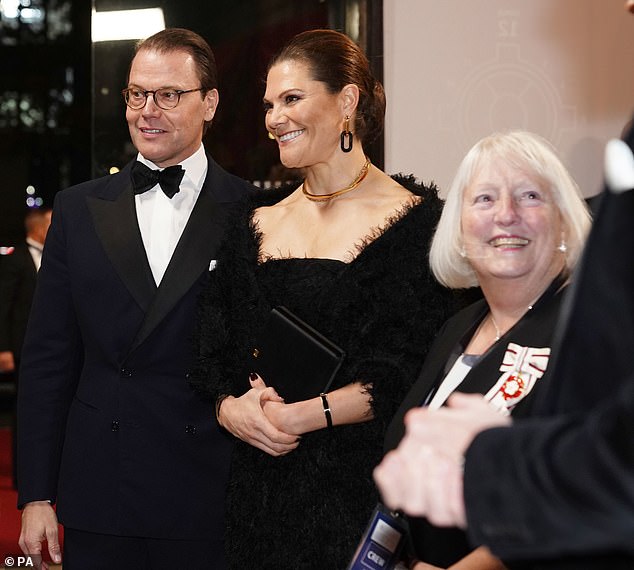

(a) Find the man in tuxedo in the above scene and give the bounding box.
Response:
[0,207,51,376]
[17,28,252,569]
[0,208,51,489]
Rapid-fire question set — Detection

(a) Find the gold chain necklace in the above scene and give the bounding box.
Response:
[302,157,371,202]
[489,314,502,341]
[489,302,536,342]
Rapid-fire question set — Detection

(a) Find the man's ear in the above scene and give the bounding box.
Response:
[204,89,219,122]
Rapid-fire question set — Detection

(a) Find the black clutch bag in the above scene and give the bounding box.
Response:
[245,306,346,403]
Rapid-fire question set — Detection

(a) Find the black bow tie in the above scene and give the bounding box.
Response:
[130,161,185,199]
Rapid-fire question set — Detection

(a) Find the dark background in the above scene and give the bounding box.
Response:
[0,0,383,243]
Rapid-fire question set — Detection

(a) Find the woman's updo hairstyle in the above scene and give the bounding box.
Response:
[268,29,386,145]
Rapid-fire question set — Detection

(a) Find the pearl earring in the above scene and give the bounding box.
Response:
[557,240,567,253]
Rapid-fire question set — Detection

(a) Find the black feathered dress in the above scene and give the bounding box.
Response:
[189,176,455,569]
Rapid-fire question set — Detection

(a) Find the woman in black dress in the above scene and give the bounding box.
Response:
[189,29,455,569]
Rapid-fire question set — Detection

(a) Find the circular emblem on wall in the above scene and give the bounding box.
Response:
[457,44,576,146]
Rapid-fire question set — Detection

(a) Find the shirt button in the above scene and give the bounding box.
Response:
[185,424,197,435]
[120,367,133,378]
[111,420,120,432]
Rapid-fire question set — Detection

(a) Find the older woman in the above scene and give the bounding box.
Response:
[383,130,591,569]
[188,30,454,568]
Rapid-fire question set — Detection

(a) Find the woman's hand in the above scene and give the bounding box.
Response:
[263,381,375,435]
[261,399,301,435]
[217,375,299,456]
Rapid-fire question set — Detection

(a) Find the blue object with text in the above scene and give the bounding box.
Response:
[347,503,407,570]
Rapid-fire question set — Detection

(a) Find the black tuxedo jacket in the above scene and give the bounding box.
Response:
[17,156,252,540]
[0,242,37,358]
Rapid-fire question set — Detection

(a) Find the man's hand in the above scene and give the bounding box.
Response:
[19,501,62,570]
[0,351,15,373]
[403,393,511,463]
[374,393,511,527]
[218,375,299,456]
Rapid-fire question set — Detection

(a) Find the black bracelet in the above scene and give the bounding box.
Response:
[319,392,333,429]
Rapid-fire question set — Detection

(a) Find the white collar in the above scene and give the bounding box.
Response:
[136,144,208,190]
[26,237,44,251]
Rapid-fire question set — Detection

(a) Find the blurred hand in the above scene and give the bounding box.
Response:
[374,393,511,527]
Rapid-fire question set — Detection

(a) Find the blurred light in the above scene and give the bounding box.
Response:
[26,185,35,195]
[0,0,21,19]
[20,7,43,23]
[26,197,36,207]
[35,197,44,206]
[347,1,361,42]
[91,8,165,42]
[109,166,120,174]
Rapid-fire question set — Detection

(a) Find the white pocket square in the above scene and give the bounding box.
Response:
[209,259,217,271]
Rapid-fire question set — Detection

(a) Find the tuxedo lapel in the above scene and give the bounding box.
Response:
[22,245,38,278]
[87,176,156,313]
[128,161,240,352]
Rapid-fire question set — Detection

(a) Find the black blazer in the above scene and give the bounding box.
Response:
[385,278,566,453]
[17,156,252,540]
[383,279,566,567]
[0,242,37,359]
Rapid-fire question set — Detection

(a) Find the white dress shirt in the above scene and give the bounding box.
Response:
[26,237,44,271]
[134,144,208,285]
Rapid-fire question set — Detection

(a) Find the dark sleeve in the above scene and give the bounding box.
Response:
[188,202,259,403]
[464,376,634,561]
[352,184,458,428]
[0,252,22,351]
[17,194,84,506]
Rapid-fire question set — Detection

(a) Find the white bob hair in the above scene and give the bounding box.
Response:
[429,130,592,289]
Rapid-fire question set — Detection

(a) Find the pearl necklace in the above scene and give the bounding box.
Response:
[302,157,371,202]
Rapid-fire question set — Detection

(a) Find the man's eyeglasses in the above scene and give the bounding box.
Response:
[122,87,203,110]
